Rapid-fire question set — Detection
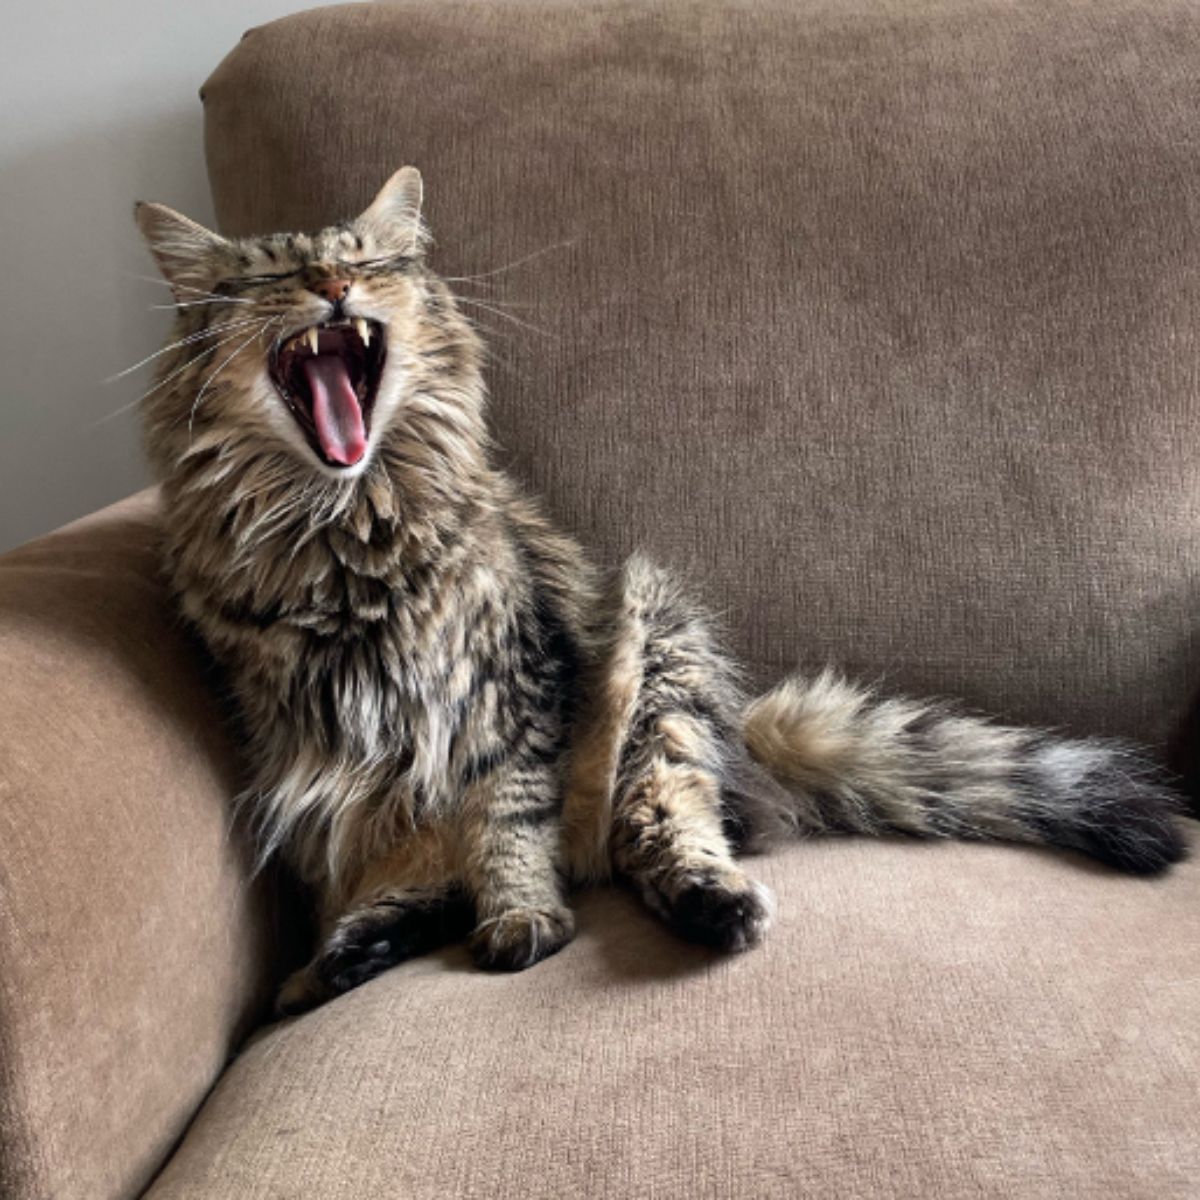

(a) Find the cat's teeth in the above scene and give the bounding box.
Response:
[355,318,370,346]
[306,327,319,355]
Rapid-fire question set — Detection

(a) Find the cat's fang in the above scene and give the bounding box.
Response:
[355,319,370,346]
[307,327,319,355]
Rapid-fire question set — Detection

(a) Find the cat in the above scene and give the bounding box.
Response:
[132,167,1187,1014]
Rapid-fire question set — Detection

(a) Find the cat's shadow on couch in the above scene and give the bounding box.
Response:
[417,883,723,985]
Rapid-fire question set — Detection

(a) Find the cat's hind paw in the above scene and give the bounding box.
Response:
[661,871,775,953]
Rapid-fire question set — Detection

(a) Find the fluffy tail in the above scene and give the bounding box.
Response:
[743,671,1188,875]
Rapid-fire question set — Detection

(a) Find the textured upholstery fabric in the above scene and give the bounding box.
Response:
[7,2,1200,1197]
[144,837,1200,1199]
[202,0,1200,754]
[0,493,281,1200]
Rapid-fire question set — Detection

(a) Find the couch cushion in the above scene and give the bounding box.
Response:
[0,492,283,1200]
[142,836,1200,1199]
[201,0,1200,752]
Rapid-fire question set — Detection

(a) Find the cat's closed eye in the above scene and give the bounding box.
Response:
[354,254,413,272]
[217,270,303,292]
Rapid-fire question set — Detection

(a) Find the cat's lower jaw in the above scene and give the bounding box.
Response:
[469,905,576,971]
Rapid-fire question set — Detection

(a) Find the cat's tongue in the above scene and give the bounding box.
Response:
[303,355,366,466]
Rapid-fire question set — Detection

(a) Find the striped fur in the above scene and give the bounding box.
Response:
[744,673,1186,873]
[131,168,1187,1013]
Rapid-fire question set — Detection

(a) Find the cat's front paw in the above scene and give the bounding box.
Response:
[470,906,575,971]
[660,870,775,953]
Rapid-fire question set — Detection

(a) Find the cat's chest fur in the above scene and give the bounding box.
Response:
[172,483,536,818]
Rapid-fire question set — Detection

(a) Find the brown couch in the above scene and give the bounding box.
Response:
[2,3,1199,1196]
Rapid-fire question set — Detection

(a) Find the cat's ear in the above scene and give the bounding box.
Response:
[134,202,229,295]
[357,166,427,253]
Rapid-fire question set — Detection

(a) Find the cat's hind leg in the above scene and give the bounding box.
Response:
[612,757,775,951]
[601,555,782,951]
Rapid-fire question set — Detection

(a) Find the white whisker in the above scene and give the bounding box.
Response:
[89,326,263,428]
[151,297,251,311]
[440,239,576,285]
[188,316,283,440]
[446,290,538,310]
[452,294,553,337]
[105,317,265,383]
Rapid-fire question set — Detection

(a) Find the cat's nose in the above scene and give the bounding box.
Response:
[310,277,352,304]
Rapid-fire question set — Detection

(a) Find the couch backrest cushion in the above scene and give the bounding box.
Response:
[202,0,1200,750]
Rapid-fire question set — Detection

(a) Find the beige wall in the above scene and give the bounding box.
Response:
[0,2,349,551]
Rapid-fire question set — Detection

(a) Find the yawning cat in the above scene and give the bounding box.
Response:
[132,167,1187,1013]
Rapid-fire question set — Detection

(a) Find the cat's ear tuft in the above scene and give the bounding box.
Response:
[134,202,228,294]
[357,166,428,252]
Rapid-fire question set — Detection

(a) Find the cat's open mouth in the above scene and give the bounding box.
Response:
[269,319,386,468]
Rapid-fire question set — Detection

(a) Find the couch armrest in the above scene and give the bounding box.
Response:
[0,491,280,1200]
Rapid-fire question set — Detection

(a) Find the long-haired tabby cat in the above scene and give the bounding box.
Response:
[133,167,1187,1013]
